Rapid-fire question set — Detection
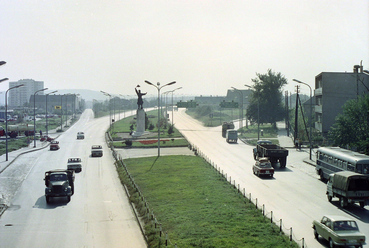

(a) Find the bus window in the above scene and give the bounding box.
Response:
[347,163,354,171]
[343,161,347,170]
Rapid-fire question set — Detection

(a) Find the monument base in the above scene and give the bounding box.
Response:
[134,109,145,136]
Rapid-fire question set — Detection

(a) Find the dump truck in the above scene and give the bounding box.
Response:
[222,121,234,138]
[327,171,369,208]
[44,169,75,203]
[226,129,238,143]
[253,140,288,168]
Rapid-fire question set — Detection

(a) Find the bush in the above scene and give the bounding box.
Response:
[124,139,133,147]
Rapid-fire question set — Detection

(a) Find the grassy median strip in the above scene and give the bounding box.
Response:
[119,155,298,248]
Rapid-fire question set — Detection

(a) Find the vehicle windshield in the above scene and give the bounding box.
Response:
[333,220,359,231]
[50,174,67,181]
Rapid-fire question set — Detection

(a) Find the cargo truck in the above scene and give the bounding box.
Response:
[327,171,369,208]
[222,121,234,138]
[44,169,75,203]
[253,140,288,168]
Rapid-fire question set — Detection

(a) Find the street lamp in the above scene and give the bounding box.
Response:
[170,87,182,126]
[5,83,24,161]
[245,84,260,140]
[46,90,58,136]
[101,91,112,130]
[33,88,48,147]
[0,78,9,83]
[231,87,244,130]
[293,79,313,160]
[145,80,176,157]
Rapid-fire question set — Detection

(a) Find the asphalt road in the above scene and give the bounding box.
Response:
[0,109,147,248]
[169,109,369,248]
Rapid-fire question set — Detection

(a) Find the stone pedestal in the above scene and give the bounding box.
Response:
[132,109,145,137]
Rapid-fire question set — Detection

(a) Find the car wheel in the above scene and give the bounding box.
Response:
[340,197,347,208]
[45,196,50,203]
[329,238,335,248]
[313,228,318,239]
[355,245,362,248]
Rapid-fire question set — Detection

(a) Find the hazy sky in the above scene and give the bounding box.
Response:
[1,0,368,97]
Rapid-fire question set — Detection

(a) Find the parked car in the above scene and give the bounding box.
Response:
[40,136,54,142]
[50,140,60,150]
[91,145,103,157]
[77,132,84,139]
[253,157,274,177]
[312,215,366,248]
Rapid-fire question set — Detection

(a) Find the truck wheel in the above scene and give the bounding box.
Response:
[313,228,319,239]
[329,238,335,248]
[340,197,347,208]
[279,157,287,168]
[46,196,50,203]
[319,170,325,182]
[327,195,332,202]
[67,196,71,202]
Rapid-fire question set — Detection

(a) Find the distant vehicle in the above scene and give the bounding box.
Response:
[44,169,75,203]
[327,171,369,208]
[67,158,82,172]
[253,157,274,177]
[0,124,35,138]
[91,145,103,157]
[222,121,234,138]
[312,215,366,248]
[50,140,60,150]
[226,129,238,143]
[40,136,54,142]
[77,132,84,139]
[253,140,288,168]
[316,147,369,181]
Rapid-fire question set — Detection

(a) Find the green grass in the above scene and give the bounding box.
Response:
[119,156,298,248]
[113,138,189,148]
[0,137,30,156]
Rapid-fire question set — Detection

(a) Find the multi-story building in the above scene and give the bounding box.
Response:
[8,79,44,108]
[314,65,369,137]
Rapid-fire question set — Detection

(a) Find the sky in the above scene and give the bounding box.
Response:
[1,0,368,98]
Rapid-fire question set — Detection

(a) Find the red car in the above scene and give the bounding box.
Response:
[50,140,60,150]
[253,157,274,177]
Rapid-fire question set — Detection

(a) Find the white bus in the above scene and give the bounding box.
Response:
[316,147,369,181]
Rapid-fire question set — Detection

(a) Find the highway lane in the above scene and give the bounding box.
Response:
[0,109,147,248]
[173,109,369,248]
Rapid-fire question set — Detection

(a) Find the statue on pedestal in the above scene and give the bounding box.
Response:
[135,85,146,109]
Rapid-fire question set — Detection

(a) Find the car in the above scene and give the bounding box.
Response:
[253,157,274,177]
[50,140,60,150]
[67,158,82,172]
[77,132,84,139]
[40,136,54,142]
[91,145,103,157]
[312,215,366,248]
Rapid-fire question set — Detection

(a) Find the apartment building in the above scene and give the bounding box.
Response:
[8,79,44,108]
[314,65,369,137]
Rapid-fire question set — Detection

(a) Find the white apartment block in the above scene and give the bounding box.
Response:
[8,79,44,108]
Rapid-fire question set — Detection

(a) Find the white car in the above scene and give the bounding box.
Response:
[77,132,85,139]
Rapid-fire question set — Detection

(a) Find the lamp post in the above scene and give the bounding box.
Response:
[46,90,58,136]
[33,88,48,147]
[170,87,182,126]
[293,79,313,160]
[5,83,23,161]
[231,87,244,130]
[145,80,176,157]
[101,91,112,130]
[245,84,260,140]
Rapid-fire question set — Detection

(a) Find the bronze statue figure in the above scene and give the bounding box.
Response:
[135,85,146,109]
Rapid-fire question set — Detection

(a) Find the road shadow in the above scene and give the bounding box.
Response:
[329,200,369,223]
[33,195,69,209]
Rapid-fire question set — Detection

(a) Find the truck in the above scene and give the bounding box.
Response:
[67,158,82,172]
[327,171,369,208]
[222,121,234,138]
[44,169,75,203]
[253,140,288,168]
[0,124,35,138]
[226,129,238,143]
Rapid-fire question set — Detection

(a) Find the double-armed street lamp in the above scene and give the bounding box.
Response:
[46,90,58,136]
[293,79,313,160]
[231,87,244,130]
[5,83,24,161]
[245,84,260,140]
[34,88,48,147]
[169,87,182,126]
[145,80,176,157]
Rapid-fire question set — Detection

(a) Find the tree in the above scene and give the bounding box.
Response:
[329,94,369,154]
[246,69,287,127]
